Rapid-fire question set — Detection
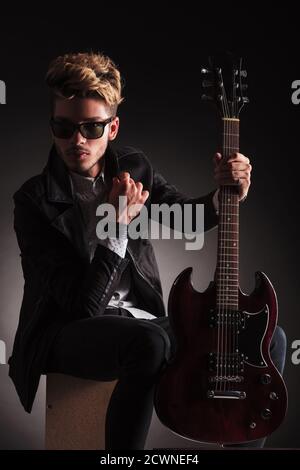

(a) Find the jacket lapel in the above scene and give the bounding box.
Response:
[43,144,119,261]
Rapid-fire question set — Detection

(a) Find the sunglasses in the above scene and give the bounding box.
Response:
[50,116,114,139]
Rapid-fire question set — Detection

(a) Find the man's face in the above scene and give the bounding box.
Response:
[52,96,119,177]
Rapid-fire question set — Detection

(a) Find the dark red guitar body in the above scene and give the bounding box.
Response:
[154,268,288,444]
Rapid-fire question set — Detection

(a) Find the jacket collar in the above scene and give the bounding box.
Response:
[43,143,120,204]
[42,143,120,261]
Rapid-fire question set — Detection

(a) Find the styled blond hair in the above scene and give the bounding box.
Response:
[46,52,123,112]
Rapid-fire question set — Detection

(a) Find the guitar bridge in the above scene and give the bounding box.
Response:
[209,375,244,383]
[207,390,247,400]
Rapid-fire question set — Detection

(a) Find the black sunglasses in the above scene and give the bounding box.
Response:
[50,116,114,139]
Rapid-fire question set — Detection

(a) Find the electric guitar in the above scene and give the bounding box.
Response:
[154,56,288,444]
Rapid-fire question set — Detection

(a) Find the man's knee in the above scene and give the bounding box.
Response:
[123,323,171,377]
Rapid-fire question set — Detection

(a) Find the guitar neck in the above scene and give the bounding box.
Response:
[216,118,240,310]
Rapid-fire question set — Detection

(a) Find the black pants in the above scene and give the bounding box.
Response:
[44,308,286,450]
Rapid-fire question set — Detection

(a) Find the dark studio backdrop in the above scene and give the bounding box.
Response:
[0,8,299,449]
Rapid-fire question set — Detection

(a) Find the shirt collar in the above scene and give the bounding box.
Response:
[69,160,106,198]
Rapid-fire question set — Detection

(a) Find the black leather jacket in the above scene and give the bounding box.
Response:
[8,144,218,412]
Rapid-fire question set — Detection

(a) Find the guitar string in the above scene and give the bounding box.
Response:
[224,121,229,391]
[221,104,229,392]
[235,119,239,385]
[219,119,228,391]
[223,82,231,392]
[223,118,239,390]
[216,97,227,393]
[224,113,230,391]
[231,118,239,387]
[231,119,237,389]
[222,96,230,392]
[231,70,237,390]
[229,119,234,390]
[228,118,237,389]
[234,118,240,386]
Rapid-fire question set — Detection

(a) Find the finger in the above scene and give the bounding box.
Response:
[140,190,149,203]
[214,152,223,167]
[135,181,143,198]
[227,153,250,165]
[118,171,131,181]
[215,169,251,178]
[128,202,143,219]
[216,159,249,172]
[229,161,251,170]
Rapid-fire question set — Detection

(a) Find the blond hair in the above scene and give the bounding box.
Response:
[46,52,123,112]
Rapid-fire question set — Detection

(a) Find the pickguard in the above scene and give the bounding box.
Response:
[238,305,269,367]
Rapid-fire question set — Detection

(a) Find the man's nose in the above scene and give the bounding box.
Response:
[70,129,87,145]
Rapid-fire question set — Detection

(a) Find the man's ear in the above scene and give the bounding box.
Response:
[108,116,119,141]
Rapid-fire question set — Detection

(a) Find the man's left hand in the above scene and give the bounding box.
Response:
[214,152,252,201]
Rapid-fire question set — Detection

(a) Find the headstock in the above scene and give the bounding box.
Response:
[201,55,249,118]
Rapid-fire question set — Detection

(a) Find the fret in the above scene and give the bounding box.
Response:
[218,289,237,297]
[219,230,239,233]
[217,297,239,300]
[217,260,239,264]
[217,286,238,290]
[218,276,238,280]
[218,264,239,267]
[217,289,239,292]
[216,304,239,309]
[217,280,239,284]
[218,254,239,257]
[217,281,239,284]
[220,222,238,225]
[222,133,239,137]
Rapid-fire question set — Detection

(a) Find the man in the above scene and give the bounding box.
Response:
[8,52,286,449]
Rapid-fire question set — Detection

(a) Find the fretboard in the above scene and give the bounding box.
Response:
[216,118,240,310]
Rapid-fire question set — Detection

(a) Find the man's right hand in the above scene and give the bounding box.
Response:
[107,172,149,225]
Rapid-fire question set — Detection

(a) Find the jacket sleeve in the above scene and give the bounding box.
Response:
[150,170,219,232]
[13,190,129,320]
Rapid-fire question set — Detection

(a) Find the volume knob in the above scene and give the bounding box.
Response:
[261,408,272,420]
[261,373,272,385]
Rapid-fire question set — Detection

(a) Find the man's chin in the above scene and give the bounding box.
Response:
[64,155,99,176]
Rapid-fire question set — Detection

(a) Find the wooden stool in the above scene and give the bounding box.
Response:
[45,373,118,450]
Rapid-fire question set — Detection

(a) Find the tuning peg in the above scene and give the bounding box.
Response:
[202,79,213,87]
[240,70,247,77]
[237,96,249,104]
[201,68,211,74]
[201,94,213,101]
